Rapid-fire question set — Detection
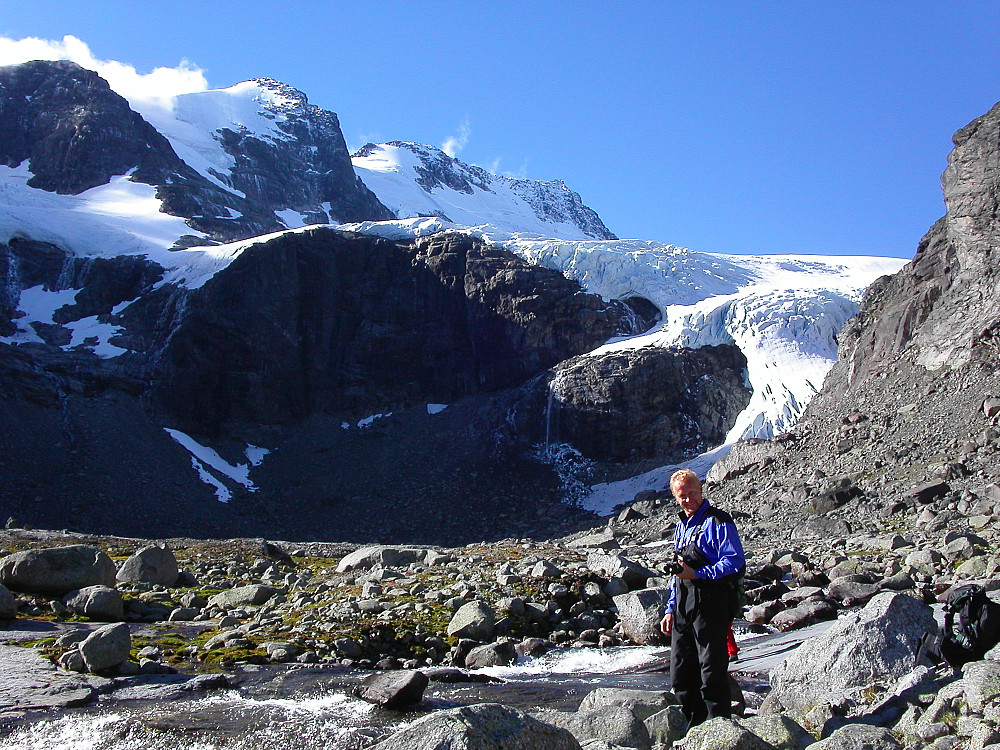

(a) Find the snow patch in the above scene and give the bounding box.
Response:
[426,403,448,414]
[164,428,258,503]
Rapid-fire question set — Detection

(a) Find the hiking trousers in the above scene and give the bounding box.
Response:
[670,595,731,726]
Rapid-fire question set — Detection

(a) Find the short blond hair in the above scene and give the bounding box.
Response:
[669,469,700,489]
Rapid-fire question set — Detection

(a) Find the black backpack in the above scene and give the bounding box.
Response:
[935,584,1000,668]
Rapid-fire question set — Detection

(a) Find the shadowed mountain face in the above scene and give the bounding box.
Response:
[0,60,754,542]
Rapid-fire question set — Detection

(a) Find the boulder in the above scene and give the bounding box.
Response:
[353,670,429,709]
[0,583,17,620]
[587,553,653,591]
[116,545,179,586]
[63,585,124,621]
[447,601,496,641]
[544,704,651,750]
[578,688,677,722]
[207,584,280,609]
[676,717,772,750]
[739,715,814,749]
[336,546,427,573]
[962,660,1000,712]
[0,545,116,596]
[643,706,688,747]
[769,599,837,632]
[613,588,671,645]
[808,723,901,749]
[464,640,517,669]
[370,703,580,750]
[79,622,131,673]
[825,579,881,607]
[768,592,936,715]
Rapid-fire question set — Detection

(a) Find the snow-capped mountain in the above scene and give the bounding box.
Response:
[352,142,617,240]
[0,57,908,539]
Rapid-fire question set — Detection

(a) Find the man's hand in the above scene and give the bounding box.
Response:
[676,560,697,580]
[660,612,673,636]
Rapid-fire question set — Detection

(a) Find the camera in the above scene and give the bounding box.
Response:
[664,560,684,575]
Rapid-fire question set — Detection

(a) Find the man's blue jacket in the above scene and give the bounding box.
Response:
[664,498,746,616]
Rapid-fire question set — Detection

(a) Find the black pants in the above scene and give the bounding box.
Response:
[670,593,731,726]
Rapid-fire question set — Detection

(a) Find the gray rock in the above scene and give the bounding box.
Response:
[769,592,936,715]
[739,715,814,749]
[677,717,773,750]
[207,584,280,609]
[464,640,517,669]
[532,560,565,578]
[354,670,429,709]
[79,622,132,673]
[826,578,881,607]
[0,545,116,596]
[370,702,580,749]
[612,588,671,645]
[587,553,653,590]
[0,644,95,711]
[335,546,428,573]
[116,545,179,586]
[809,723,901,749]
[546,704,650,750]
[578,687,677,722]
[63,585,124,621]
[447,601,496,641]
[0,583,17,619]
[335,637,364,660]
[769,599,837,632]
[962,660,1000,712]
[643,705,688,747]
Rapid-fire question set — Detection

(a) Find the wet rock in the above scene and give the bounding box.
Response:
[769,599,837,632]
[354,669,429,709]
[613,588,671,645]
[370,702,580,749]
[79,622,132,673]
[768,592,936,715]
[116,545,179,586]
[64,585,124,621]
[447,601,496,641]
[0,643,95,711]
[0,545,116,596]
[464,640,517,669]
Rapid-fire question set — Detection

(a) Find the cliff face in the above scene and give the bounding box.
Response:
[829,101,1000,392]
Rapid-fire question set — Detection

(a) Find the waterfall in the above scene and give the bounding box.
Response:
[543,377,560,457]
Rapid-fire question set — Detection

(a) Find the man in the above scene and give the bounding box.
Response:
[659,468,745,727]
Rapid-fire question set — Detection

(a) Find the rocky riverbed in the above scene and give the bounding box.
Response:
[1,507,999,749]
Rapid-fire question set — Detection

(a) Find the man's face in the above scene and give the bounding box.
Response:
[672,478,704,517]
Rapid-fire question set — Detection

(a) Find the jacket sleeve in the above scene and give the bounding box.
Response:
[693,517,745,580]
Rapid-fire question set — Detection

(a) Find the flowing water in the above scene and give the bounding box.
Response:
[1,629,804,750]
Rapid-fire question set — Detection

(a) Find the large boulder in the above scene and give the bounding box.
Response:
[447,601,496,641]
[63,585,124,621]
[613,588,671,645]
[464,640,517,669]
[808,723,901,750]
[79,622,131,673]
[0,545,116,596]
[545,704,651,750]
[336,546,428,573]
[370,703,581,750]
[768,592,936,715]
[353,670,428,709]
[588,553,654,591]
[207,584,280,610]
[116,545,179,586]
[578,688,677,722]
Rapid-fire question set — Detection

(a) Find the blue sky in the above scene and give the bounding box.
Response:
[3,1,1000,258]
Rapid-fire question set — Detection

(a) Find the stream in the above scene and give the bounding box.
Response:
[1,623,829,749]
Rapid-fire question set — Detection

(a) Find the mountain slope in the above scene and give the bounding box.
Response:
[352,142,617,240]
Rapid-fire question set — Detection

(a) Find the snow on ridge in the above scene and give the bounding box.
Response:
[352,142,610,241]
